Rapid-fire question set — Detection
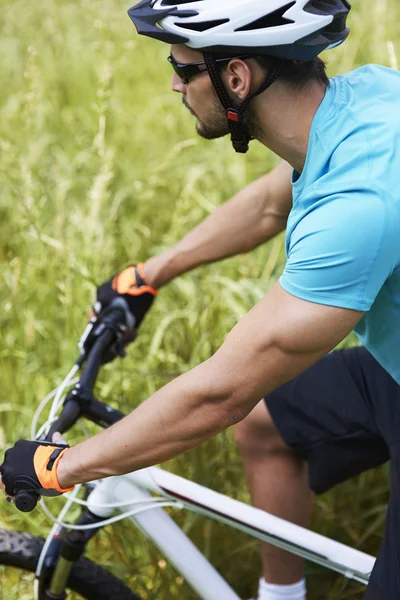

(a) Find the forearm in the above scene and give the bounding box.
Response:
[57,341,280,488]
[56,283,362,489]
[57,360,237,486]
[144,163,292,289]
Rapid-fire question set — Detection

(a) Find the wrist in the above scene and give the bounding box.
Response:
[56,449,75,490]
[142,251,177,289]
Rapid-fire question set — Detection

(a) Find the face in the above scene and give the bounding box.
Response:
[170,45,230,141]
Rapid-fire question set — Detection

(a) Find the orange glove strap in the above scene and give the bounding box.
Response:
[34,446,74,494]
[112,264,158,297]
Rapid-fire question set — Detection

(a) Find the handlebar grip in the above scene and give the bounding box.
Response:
[15,490,40,512]
[100,297,136,332]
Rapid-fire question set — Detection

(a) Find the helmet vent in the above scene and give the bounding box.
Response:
[303,0,349,13]
[161,0,199,5]
[176,18,229,32]
[303,1,350,33]
[235,2,296,32]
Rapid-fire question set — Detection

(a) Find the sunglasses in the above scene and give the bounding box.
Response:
[167,54,249,85]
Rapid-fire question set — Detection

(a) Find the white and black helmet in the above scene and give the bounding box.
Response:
[128,1,351,153]
[128,0,350,61]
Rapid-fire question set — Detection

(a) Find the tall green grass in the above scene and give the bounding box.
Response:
[0,0,399,598]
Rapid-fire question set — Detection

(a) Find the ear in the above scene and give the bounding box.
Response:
[223,58,253,100]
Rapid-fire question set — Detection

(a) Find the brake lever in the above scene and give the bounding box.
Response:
[79,298,136,363]
[78,316,98,356]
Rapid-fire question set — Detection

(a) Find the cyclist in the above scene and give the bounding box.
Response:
[2,1,400,598]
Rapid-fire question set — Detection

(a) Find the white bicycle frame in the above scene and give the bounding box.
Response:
[76,466,376,600]
[33,328,375,600]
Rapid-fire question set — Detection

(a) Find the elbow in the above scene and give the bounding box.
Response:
[213,395,249,431]
[197,360,257,431]
[224,402,250,429]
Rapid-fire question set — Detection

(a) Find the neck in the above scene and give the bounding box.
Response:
[252,81,327,174]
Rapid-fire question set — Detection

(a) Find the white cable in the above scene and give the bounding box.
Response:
[32,365,84,600]
[33,376,76,439]
[32,365,80,439]
[39,497,183,531]
[34,484,83,600]
[31,388,61,439]
[31,376,79,440]
[62,491,180,510]
[48,364,80,422]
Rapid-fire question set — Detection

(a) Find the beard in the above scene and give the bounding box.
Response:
[183,86,263,143]
[195,88,230,140]
[183,88,229,141]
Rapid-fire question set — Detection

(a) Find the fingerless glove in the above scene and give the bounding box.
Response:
[96,263,158,329]
[0,440,74,498]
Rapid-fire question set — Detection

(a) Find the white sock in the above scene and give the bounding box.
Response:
[256,577,306,600]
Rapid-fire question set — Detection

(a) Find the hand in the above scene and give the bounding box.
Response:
[96,263,158,330]
[0,433,74,503]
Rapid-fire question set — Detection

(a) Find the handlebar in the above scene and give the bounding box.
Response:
[15,299,132,512]
[15,490,40,513]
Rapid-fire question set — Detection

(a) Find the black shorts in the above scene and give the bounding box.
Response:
[264,347,400,600]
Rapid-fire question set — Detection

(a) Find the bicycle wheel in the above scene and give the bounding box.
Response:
[0,528,141,600]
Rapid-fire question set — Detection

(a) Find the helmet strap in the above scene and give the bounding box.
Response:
[203,53,283,154]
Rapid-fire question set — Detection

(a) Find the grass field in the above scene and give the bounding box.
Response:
[0,0,399,598]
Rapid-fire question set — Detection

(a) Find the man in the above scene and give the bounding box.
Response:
[1,1,400,598]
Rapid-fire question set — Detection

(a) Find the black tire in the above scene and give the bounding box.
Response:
[0,528,141,600]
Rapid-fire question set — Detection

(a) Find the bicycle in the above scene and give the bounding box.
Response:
[0,299,375,599]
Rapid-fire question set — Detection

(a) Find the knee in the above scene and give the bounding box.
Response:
[233,400,286,459]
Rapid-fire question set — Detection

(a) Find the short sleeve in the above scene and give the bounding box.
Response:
[280,191,394,311]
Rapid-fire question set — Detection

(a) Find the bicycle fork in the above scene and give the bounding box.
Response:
[39,510,106,600]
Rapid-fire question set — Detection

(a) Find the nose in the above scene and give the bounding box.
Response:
[171,72,187,94]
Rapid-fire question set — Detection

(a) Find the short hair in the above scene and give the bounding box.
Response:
[255,56,329,91]
[210,52,329,92]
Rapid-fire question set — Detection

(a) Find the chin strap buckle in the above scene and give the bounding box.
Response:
[225,108,250,154]
[226,108,241,123]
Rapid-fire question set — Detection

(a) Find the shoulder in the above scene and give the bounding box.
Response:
[289,186,389,247]
[283,187,396,310]
[290,186,400,268]
[333,64,400,87]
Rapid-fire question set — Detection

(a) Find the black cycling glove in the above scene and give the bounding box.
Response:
[0,440,74,498]
[96,263,158,329]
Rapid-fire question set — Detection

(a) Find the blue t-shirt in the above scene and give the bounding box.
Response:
[280,65,400,384]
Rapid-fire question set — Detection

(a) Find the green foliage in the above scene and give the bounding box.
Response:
[0,0,399,598]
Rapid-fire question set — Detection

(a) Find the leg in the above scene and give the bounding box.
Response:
[234,347,396,598]
[234,400,314,585]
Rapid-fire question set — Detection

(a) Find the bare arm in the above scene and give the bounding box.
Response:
[55,284,363,486]
[144,161,293,288]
